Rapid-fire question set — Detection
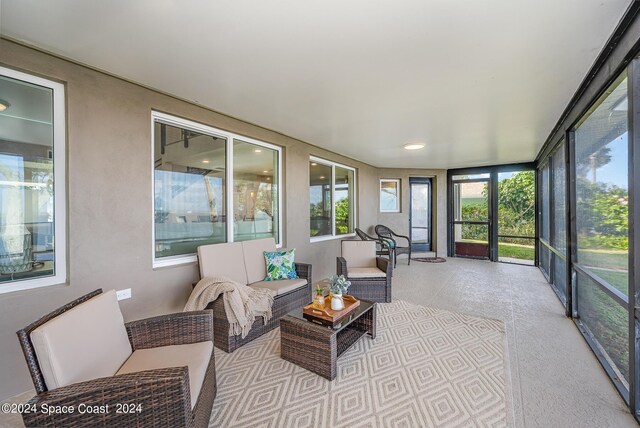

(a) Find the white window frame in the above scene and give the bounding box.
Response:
[379,178,401,213]
[0,66,67,294]
[309,156,357,243]
[151,111,283,268]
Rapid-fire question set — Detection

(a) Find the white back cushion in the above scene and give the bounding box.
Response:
[342,241,377,268]
[197,242,248,285]
[30,290,132,390]
[242,238,276,284]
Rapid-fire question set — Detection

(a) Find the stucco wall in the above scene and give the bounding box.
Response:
[0,40,383,399]
[0,39,447,399]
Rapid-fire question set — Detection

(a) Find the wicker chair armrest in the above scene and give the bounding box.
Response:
[295,262,312,282]
[336,257,348,277]
[376,257,392,276]
[125,310,213,350]
[21,367,191,428]
[392,233,412,245]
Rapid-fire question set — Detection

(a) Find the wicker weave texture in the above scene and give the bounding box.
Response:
[126,310,214,349]
[280,302,376,380]
[209,262,313,353]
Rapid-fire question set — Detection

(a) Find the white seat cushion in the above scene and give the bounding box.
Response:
[348,267,387,278]
[198,242,248,285]
[250,278,308,296]
[241,238,277,283]
[116,341,213,409]
[30,290,133,390]
[342,241,377,268]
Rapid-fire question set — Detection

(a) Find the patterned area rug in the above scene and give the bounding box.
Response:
[210,300,508,428]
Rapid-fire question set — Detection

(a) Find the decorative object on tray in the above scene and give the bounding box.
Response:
[329,274,351,310]
[302,294,361,327]
[312,284,326,309]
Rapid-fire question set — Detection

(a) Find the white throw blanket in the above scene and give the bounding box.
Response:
[184,276,275,338]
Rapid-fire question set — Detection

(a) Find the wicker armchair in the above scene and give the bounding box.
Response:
[375,224,412,266]
[355,228,392,261]
[337,240,392,303]
[16,289,216,428]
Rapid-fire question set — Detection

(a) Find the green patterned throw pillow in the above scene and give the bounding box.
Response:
[264,250,299,281]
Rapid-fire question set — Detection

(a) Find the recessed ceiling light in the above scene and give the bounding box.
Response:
[202,160,210,164]
[254,149,262,153]
[0,99,10,112]
[263,170,269,173]
[403,143,425,150]
[311,162,317,166]
[319,176,325,179]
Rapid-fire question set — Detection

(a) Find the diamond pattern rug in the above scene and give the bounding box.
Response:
[210,300,508,428]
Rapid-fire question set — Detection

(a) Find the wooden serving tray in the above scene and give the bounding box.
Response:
[303,295,360,327]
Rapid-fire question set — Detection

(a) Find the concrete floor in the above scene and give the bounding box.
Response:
[1,257,636,427]
[397,256,636,427]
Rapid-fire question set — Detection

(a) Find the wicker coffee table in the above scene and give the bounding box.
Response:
[280,298,376,380]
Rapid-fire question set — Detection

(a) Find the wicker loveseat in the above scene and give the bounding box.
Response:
[197,238,312,352]
[16,289,216,428]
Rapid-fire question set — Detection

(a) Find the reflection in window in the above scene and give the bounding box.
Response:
[309,159,356,238]
[575,75,628,295]
[233,139,279,243]
[451,173,490,180]
[334,166,354,235]
[309,162,332,237]
[0,69,64,290]
[153,121,227,259]
[453,181,488,222]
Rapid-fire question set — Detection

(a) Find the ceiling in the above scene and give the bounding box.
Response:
[0,0,633,169]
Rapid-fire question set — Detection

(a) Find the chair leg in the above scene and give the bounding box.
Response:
[408,250,411,265]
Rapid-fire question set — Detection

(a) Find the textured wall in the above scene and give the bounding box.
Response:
[0,39,446,399]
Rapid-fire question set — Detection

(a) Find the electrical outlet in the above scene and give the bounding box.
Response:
[116,288,132,301]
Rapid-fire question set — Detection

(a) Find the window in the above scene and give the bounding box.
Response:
[233,139,279,242]
[152,112,281,267]
[380,179,401,212]
[0,67,66,293]
[309,157,356,240]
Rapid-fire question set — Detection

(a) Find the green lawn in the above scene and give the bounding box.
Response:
[498,242,534,261]
[578,248,628,270]
[577,248,628,294]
